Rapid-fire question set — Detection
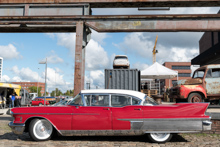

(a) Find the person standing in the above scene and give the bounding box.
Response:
[0,91,4,109]
[11,93,16,108]
[18,96,21,107]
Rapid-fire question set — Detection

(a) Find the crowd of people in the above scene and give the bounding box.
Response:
[0,91,22,109]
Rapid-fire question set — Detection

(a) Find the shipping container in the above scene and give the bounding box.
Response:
[105,69,140,91]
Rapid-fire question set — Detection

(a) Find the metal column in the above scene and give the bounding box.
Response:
[74,21,85,96]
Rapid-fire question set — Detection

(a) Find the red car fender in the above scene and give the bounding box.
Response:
[180,85,207,98]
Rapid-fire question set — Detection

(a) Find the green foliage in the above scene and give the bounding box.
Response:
[51,88,63,97]
[28,86,42,97]
[51,88,74,96]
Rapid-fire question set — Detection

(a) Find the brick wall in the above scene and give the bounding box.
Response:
[204,113,220,134]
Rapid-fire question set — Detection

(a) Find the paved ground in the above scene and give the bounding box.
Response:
[0,115,220,147]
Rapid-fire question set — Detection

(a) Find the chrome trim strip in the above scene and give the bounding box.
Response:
[118,118,210,121]
[59,130,144,136]
[8,122,25,127]
[130,121,144,122]
[12,113,99,115]
[13,113,72,115]
[72,113,100,115]
[144,131,200,133]
[59,130,201,136]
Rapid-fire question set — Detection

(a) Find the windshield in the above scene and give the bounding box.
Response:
[143,95,159,106]
[68,94,83,106]
[115,56,127,60]
[193,70,205,78]
[53,100,69,106]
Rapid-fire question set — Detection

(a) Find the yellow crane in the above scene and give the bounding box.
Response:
[152,35,158,63]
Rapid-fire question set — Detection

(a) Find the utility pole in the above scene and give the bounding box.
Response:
[37,68,39,97]
[55,71,56,97]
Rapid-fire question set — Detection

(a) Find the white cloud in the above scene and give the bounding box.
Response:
[0,44,22,60]
[169,48,199,62]
[54,67,64,73]
[56,33,76,58]
[86,39,110,70]
[12,76,23,82]
[11,66,40,82]
[1,75,10,82]
[116,32,200,64]
[91,30,109,45]
[46,33,111,71]
[132,62,149,71]
[5,66,72,93]
[85,70,105,89]
[42,50,64,64]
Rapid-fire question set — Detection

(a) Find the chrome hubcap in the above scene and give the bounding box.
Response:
[33,120,52,140]
[150,133,170,142]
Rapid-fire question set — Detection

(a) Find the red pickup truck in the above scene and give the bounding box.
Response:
[170,64,220,104]
[31,98,50,106]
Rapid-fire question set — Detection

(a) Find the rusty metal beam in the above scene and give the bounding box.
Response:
[2,15,220,32]
[0,0,220,8]
[85,20,220,32]
[74,21,85,96]
[1,14,220,21]
[0,26,76,32]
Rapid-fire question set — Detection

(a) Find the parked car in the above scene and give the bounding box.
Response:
[113,55,130,69]
[9,89,211,143]
[170,64,220,104]
[31,98,50,106]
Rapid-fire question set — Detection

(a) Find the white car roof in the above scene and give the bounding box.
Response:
[81,89,146,100]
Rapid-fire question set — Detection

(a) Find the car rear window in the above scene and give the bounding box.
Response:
[115,56,127,60]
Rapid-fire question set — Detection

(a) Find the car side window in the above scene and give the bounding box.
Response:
[69,94,83,106]
[212,69,220,78]
[85,94,109,106]
[132,97,141,105]
[111,95,131,107]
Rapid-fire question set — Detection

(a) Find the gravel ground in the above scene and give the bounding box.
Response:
[0,116,219,147]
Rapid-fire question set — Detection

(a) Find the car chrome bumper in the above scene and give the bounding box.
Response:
[202,120,212,131]
[8,122,25,135]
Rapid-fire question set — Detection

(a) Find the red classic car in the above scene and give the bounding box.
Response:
[31,98,50,106]
[9,89,212,143]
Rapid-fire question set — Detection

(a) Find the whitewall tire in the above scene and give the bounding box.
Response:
[148,133,172,143]
[29,118,53,141]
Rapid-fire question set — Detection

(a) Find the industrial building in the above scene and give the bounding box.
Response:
[162,62,191,88]
[191,10,220,66]
[192,31,220,66]
[12,82,45,95]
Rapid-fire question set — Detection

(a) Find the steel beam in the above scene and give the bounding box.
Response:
[74,21,86,96]
[2,15,220,32]
[85,20,220,32]
[0,0,220,8]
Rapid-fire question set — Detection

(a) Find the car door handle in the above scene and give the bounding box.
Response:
[103,108,110,110]
[134,108,141,110]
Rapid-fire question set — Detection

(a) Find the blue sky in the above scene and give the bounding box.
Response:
[1,7,220,93]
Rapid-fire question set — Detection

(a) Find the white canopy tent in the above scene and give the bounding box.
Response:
[141,62,178,94]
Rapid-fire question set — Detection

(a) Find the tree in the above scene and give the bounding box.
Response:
[51,88,62,97]
[28,86,42,97]
[65,90,70,96]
